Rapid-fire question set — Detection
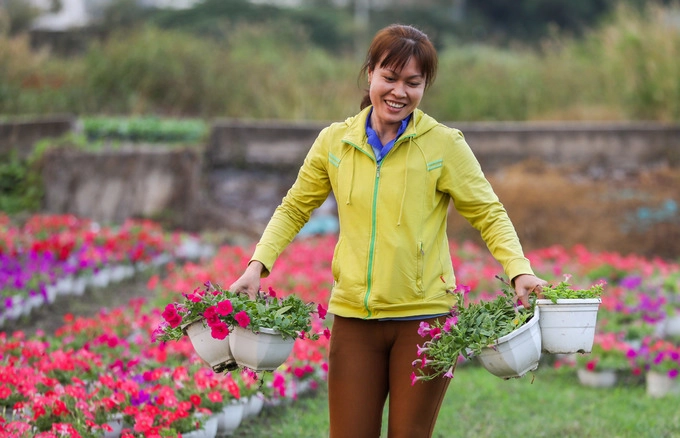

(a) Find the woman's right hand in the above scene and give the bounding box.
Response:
[229,261,265,300]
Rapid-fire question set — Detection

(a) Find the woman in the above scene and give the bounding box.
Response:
[230,24,547,438]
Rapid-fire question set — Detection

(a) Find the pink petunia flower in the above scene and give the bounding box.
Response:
[217,300,233,316]
[234,311,250,328]
[317,304,328,320]
[161,304,182,328]
[210,322,230,340]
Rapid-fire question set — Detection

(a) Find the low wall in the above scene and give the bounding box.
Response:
[206,119,680,173]
[0,115,75,158]
[41,147,213,230]
[33,118,680,256]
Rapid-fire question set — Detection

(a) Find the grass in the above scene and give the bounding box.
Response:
[235,363,680,437]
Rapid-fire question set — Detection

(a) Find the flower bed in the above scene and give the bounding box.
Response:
[0,213,212,328]
[2,213,680,436]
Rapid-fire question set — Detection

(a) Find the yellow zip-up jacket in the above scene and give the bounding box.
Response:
[251,107,534,319]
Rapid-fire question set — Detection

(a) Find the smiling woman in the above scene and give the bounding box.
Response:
[228,23,547,437]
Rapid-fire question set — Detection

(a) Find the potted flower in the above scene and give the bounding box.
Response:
[154,283,325,373]
[536,275,604,354]
[228,286,324,372]
[413,283,540,383]
[154,281,242,373]
[632,338,680,397]
[575,331,634,387]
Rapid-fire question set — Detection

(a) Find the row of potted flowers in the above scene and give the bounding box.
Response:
[1,292,329,437]
[3,212,680,435]
[1,215,331,436]
[0,214,214,328]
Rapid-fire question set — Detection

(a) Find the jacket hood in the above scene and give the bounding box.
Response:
[341,107,440,151]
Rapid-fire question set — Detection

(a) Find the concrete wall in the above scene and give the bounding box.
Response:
[40,147,214,231]
[0,115,74,158]
[206,119,680,173]
[31,118,680,244]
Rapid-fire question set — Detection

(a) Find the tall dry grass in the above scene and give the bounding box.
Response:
[447,159,680,260]
[0,3,679,121]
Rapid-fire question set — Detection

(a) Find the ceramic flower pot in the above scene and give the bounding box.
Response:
[662,314,680,338]
[577,368,617,388]
[242,392,265,419]
[646,370,680,398]
[536,298,601,354]
[181,415,218,438]
[104,413,124,438]
[476,306,542,379]
[229,326,296,372]
[215,401,245,436]
[184,319,238,373]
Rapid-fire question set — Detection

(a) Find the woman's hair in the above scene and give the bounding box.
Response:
[359,24,438,110]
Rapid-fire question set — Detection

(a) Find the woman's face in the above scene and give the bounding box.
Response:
[368,56,425,133]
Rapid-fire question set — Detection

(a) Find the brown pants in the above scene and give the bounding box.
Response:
[328,315,451,438]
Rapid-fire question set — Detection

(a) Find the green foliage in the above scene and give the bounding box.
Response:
[233,289,320,341]
[82,116,208,143]
[417,286,535,380]
[1,2,680,121]
[0,0,40,36]
[0,151,42,214]
[541,279,605,302]
[150,0,353,52]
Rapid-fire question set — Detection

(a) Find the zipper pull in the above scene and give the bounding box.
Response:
[376,163,381,178]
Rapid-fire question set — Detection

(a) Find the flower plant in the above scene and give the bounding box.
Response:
[154,281,239,343]
[232,286,324,341]
[576,331,635,372]
[541,275,605,302]
[629,338,680,379]
[412,283,535,383]
[155,282,325,344]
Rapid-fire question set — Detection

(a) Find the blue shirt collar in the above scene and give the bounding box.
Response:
[366,108,411,162]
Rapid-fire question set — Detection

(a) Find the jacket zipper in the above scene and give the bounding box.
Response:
[363,161,381,318]
[342,136,412,318]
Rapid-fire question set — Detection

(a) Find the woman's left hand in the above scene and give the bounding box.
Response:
[512,274,548,309]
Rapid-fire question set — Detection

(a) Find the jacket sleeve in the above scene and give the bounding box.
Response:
[250,127,333,276]
[439,129,534,281]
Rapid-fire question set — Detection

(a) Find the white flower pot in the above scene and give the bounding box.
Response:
[110,265,127,282]
[90,268,111,288]
[122,265,136,279]
[536,298,601,354]
[243,392,265,419]
[184,320,238,373]
[45,285,58,304]
[182,415,218,438]
[28,293,44,313]
[73,277,87,296]
[662,314,680,338]
[56,276,75,295]
[4,295,24,320]
[477,306,542,379]
[215,402,244,436]
[104,413,124,438]
[577,368,617,388]
[229,327,296,372]
[646,370,680,398]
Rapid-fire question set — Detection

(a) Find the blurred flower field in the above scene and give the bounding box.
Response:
[1,213,679,436]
